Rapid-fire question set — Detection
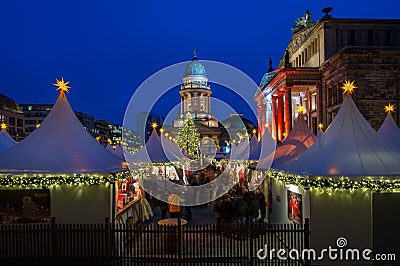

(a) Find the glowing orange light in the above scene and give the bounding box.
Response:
[318,123,324,130]
[151,122,157,129]
[107,138,111,144]
[283,132,287,137]
[95,136,100,141]
[54,77,71,93]
[1,123,7,130]
[385,103,396,114]
[296,105,306,114]
[341,80,357,94]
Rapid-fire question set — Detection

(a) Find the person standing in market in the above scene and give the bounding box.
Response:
[168,190,181,218]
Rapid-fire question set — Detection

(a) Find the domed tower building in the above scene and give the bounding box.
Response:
[173,50,218,128]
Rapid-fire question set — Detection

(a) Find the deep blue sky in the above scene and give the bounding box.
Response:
[0,1,399,125]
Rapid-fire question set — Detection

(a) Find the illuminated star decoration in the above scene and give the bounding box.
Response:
[0,123,7,130]
[318,123,324,130]
[252,129,257,135]
[53,78,71,93]
[341,80,357,94]
[384,103,396,114]
[296,105,306,114]
[151,122,158,129]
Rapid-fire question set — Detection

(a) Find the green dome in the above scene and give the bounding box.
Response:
[185,57,207,77]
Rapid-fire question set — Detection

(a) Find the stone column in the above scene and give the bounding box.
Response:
[277,93,284,142]
[284,87,292,136]
[271,96,277,143]
[257,101,266,139]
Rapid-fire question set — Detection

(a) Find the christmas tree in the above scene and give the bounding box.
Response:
[178,117,200,158]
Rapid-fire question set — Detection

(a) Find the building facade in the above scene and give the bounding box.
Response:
[0,93,24,141]
[256,11,400,143]
[173,51,218,129]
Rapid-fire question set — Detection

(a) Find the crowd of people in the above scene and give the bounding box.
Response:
[213,185,266,227]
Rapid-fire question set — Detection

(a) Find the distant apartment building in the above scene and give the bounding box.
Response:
[21,104,53,135]
[109,123,122,146]
[0,93,24,141]
[94,120,109,146]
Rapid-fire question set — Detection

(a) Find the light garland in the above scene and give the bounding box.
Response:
[0,171,133,188]
[264,170,400,191]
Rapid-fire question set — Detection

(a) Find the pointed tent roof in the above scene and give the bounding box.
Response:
[317,128,324,138]
[378,112,400,151]
[130,129,182,163]
[282,94,400,176]
[160,134,189,160]
[0,92,124,174]
[0,129,17,152]
[262,115,317,169]
[106,144,125,160]
[226,138,250,160]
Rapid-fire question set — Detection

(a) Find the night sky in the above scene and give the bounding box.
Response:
[0,1,399,125]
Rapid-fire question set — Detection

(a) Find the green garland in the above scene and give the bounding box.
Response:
[267,170,400,191]
[0,171,133,188]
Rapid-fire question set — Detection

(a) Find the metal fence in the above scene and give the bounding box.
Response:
[0,218,309,266]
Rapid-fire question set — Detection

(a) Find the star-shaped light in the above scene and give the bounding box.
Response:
[318,123,324,130]
[0,123,7,130]
[341,80,357,94]
[252,129,257,134]
[151,122,158,129]
[53,78,71,93]
[384,103,396,114]
[296,105,306,114]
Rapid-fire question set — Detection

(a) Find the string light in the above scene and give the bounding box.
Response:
[262,170,400,192]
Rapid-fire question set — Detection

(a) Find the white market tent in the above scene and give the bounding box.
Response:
[317,128,324,138]
[227,138,250,160]
[259,114,317,169]
[0,128,17,152]
[0,92,124,174]
[106,144,125,160]
[378,111,400,151]
[130,129,183,164]
[160,134,189,161]
[281,94,400,176]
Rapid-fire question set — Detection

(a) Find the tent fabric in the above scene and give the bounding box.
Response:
[317,128,324,138]
[259,115,317,169]
[130,129,182,163]
[0,93,125,174]
[378,113,400,151]
[0,130,17,152]
[106,144,125,160]
[281,94,400,176]
[160,134,189,160]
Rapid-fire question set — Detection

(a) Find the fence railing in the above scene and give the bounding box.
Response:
[0,218,309,266]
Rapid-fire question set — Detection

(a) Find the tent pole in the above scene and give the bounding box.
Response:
[111,174,116,224]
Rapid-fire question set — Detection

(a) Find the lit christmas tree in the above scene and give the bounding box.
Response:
[177,117,200,158]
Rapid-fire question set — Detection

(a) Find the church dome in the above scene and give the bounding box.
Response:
[184,52,207,77]
[221,114,256,130]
